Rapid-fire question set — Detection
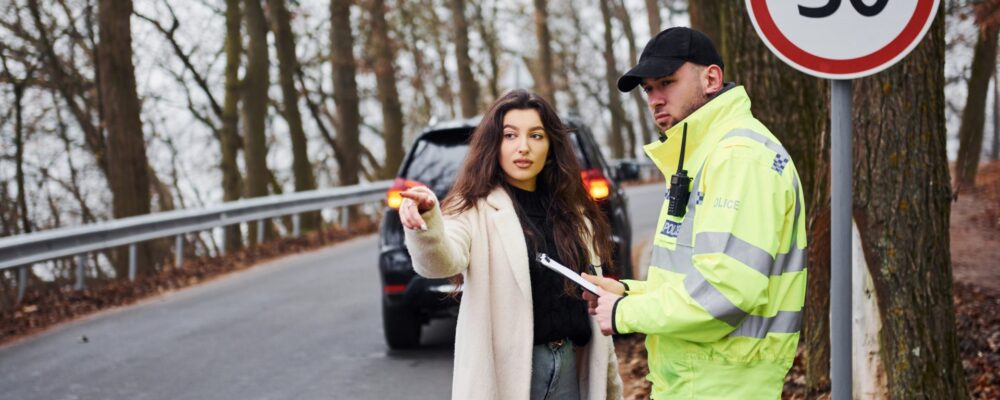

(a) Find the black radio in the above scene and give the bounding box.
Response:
[667,123,690,217]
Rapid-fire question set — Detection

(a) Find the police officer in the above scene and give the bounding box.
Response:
[582,27,808,399]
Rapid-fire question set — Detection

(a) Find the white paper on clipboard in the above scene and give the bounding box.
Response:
[536,253,599,294]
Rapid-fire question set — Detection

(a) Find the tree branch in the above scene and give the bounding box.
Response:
[134,2,223,118]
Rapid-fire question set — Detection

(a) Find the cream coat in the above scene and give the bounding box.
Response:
[404,186,624,400]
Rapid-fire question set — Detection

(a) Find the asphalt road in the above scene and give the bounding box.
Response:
[0,183,664,400]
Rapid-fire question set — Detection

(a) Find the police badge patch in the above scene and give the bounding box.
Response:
[661,220,681,238]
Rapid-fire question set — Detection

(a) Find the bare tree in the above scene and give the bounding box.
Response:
[533,0,556,106]
[243,0,273,243]
[955,0,999,190]
[472,0,501,101]
[424,1,457,118]
[97,0,153,275]
[367,0,405,178]
[135,0,246,249]
[330,0,362,189]
[994,64,999,160]
[448,0,480,117]
[598,0,625,158]
[614,0,657,148]
[396,0,435,128]
[222,0,245,251]
[645,0,662,34]
[268,0,320,231]
[0,51,35,234]
[27,0,108,179]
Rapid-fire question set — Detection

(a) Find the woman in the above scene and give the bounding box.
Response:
[398,89,624,400]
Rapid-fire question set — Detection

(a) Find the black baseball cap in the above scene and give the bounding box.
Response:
[617,27,724,92]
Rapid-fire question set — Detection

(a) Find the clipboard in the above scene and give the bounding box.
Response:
[536,253,599,294]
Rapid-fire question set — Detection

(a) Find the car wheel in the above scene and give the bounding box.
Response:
[382,299,422,349]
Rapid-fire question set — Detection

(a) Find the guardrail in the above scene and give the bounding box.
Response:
[1,158,656,304]
[0,180,393,301]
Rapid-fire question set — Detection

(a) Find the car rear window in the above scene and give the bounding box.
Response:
[401,126,596,198]
[402,129,472,197]
[568,132,589,170]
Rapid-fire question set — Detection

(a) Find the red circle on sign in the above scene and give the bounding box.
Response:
[749,0,936,75]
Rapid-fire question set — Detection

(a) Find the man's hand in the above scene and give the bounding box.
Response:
[581,273,625,314]
[581,273,625,336]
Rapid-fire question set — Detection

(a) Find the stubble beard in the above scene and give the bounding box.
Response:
[662,92,710,131]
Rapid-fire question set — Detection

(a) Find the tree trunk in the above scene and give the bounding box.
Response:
[852,10,969,398]
[688,0,721,50]
[330,0,361,188]
[533,0,556,106]
[14,85,30,234]
[424,2,457,118]
[222,0,245,252]
[599,0,625,159]
[242,0,273,244]
[472,0,501,101]
[367,0,406,179]
[97,0,154,277]
[268,0,320,231]
[954,21,999,190]
[645,0,662,35]
[560,4,589,115]
[615,0,657,148]
[449,0,480,118]
[6,56,33,234]
[397,0,434,129]
[994,66,999,160]
[696,1,832,394]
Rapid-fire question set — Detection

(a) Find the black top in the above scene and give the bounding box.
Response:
[508,185,592,347]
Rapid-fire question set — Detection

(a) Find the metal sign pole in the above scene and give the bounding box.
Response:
[830,79,853,399]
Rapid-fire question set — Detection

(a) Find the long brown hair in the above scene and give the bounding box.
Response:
[443,89,615,294]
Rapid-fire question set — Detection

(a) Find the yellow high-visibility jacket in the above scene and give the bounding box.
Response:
[613,85,807,399]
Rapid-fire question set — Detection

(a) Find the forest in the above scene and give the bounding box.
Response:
[1,0,998,398]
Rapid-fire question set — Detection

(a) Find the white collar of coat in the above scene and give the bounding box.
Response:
[484,185,515,210]
[484,185,533,302]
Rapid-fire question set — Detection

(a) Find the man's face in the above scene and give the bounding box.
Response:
[640,63,710,132]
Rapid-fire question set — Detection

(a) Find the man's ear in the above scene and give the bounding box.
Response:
[702,64,724,94]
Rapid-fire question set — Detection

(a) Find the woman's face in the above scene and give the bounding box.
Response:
[499,108,550,192]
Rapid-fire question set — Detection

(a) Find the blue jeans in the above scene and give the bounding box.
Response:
[530,340,580,400]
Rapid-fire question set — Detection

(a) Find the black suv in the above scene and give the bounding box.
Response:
[377,117,635,349]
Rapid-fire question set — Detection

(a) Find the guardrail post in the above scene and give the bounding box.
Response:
[128,244,137,281]
[340,206,350,229]
[175,235,184,268]
[219,227,227,256]
[292,214,301,237]
[75,254,86,290]
[17,266,27,303]
[256,220,265,244]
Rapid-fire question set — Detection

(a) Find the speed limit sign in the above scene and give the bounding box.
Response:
[746,0,940,79]
[745,2,942,398]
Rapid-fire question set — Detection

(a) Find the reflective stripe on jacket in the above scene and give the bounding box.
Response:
[614,86,807,399]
